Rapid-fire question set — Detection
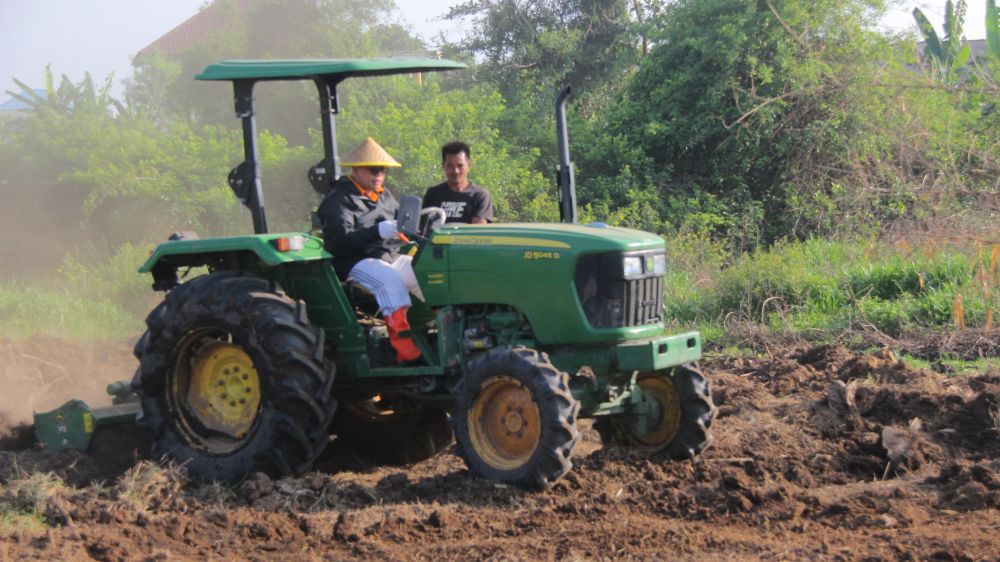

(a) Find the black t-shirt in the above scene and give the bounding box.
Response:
[422,182,494,224]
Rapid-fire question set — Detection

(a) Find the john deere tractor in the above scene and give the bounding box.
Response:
[127,58,715,489]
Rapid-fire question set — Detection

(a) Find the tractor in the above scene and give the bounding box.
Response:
[124,58,715,490]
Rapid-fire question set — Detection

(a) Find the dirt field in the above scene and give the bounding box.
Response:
[1,336,998,561]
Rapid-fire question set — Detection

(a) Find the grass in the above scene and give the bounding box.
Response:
[0,241,155,340]
[0,282,140,340]
[112,460,187,514]
[663,235,1000,344]
[899,354,1000,376]
[0,472,72,531]
[0,511,48,533]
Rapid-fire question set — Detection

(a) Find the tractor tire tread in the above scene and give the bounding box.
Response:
[452,346,581,490]
[133,272,336,484]
[596,363,715,462]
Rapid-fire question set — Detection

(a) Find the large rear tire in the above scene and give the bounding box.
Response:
[331,395,453,465]
[132,272,336,484]
[595,364,715,459]
[452,347,581,490]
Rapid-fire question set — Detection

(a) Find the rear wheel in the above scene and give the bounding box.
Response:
[452,347,580,490]
[133,272,336,484]
[331,395,452,465]
[595,364,715,459]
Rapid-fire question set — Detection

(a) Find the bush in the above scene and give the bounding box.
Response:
[662,236,999,338]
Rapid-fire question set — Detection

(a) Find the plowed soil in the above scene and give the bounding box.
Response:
[2,338,999,561]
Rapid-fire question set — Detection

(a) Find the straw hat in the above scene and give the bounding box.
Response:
[341,137,402,167]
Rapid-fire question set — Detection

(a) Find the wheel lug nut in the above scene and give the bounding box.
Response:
[245,387,252,393]
[239,398,246,404]
[242,373,249,380]
[230,401,236,407]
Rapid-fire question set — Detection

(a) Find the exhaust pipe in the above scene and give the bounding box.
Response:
[555,86,577,224]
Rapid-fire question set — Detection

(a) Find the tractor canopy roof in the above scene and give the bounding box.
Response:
[196,58,466,82]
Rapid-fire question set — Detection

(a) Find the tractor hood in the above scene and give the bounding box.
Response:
[417,223,667,345]
[430,223,664,254]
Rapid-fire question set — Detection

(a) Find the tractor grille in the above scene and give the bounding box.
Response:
[574,252,665,329]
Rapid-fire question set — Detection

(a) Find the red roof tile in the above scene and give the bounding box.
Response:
[135,0,253,60]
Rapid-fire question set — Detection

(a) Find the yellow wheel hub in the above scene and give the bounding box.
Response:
[185,342,261,438]
[468,376,541,471]
[633,373,682,449]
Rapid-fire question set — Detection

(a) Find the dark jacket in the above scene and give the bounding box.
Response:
[318,175,399,280]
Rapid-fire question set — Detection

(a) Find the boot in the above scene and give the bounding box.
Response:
[385,307,422,363]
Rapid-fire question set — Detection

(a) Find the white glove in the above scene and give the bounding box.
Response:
[377,220,399,240]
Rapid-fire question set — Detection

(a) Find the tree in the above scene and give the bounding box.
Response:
[607,0,900,245]
[2,67,124,182]
[445,0,639,101]
[126,0,428,140]
[440,0,654,200]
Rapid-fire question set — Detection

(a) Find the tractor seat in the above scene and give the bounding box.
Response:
[344,282,381,316]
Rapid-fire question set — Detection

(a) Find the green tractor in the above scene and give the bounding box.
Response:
[128,58,715,489]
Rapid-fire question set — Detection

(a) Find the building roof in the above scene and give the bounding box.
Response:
[135,0,254,61]
[916,39,989,63]
[966,39,988,60]
[0,89,45,112]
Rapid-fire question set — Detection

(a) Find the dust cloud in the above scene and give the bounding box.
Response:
[0,182,92,280]
[0,336,136,422]
[0,182,145,421]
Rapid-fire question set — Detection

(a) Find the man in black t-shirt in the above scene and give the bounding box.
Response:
[423,141,494,224]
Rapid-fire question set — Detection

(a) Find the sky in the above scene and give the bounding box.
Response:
[0,1,991,98]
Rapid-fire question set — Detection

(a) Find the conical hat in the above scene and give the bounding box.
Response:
[341,137,401,167]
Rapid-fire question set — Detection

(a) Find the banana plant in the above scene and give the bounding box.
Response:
[988,0,999,60]
[913,0,972,82]
[4,65,127,118]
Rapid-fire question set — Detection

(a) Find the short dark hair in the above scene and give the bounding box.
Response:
[441,141,471,163]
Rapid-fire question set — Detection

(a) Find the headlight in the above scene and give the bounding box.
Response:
[623,256,643,277]
[652,253,666,275]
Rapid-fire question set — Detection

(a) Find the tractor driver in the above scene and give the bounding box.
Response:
[317,137,422,363]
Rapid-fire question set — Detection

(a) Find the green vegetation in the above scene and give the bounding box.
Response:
[0,283,139,340]
[1,0,997,345]
[0,243,156,340]
[914,0,972,82]
[664,236,1000,340]
[902,354,1000,374]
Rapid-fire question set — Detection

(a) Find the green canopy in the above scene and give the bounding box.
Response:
[196,58,466,82]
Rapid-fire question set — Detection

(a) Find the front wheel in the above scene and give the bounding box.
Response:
[133,273,337,484]
[452,347,581,490]
[595,364,715,459]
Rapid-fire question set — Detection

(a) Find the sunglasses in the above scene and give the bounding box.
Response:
[364,166,387,175]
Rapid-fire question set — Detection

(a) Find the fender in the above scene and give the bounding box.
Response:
[139,233,331,289]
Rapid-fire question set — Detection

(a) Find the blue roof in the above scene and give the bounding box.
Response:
[0,89,45,112]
